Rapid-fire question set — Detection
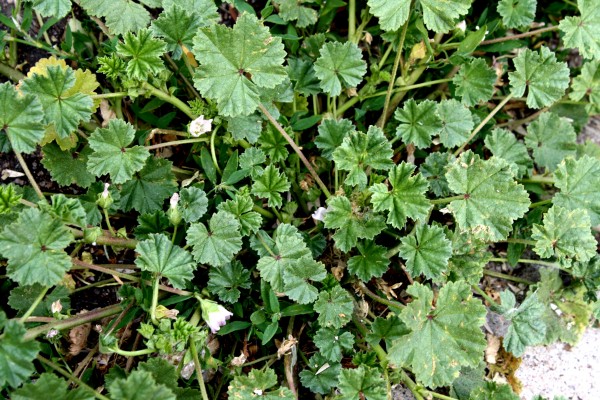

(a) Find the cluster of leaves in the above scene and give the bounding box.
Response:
[1,0,600,399]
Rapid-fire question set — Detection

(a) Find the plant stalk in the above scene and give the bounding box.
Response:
[20,286,49,322]
[189,336,210,400]
[13,150,46,203]
[142,82,195,118]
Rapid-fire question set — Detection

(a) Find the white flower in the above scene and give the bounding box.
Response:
[170,192,180,208]
[51,300,62,314]
[456,20,466,32]
[101,182,110,198]
[46,329,59,339]
[311,207,328,221]
[200,299,233,334]
[189,115,213,137]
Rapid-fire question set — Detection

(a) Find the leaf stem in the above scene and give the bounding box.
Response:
[348,0,356,42]
[37,355,111,400]
[365,78,454,100]
[145,137,208,150]
[454,93,513,156]
[259,104,331,198]
[505,238,536,246]
[356,281,404,311]
[108,347,155,357]
[210,125,222,175]
[529,199,552,208]
[150,276,160,325]
[189,336,210,400]
[0,62,25,82]
[13,150,47,203]
[490,257,563,269]
[480,25,559,46]
[91,92,128,99]
[519,176,555,184]
[71,228,138,249]
[142,82,195,118]
[379,8,411,128]
[420,390,458,400]
[24,304,123,341]
[471,284,497,306]
[102,208,116,236]
[20,286,49,322]
[483,269,534,285]
[430,195,464,205]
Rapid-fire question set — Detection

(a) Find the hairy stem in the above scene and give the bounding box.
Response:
[348,0,356,42]
[13,150,46,203]
[259,104,331,198]
[142,82,195,118]
[190,336,210,400]
[454,93,513,156]
[430,195,464,205]
[146,137,208,151]
[480,25,559,46]
[150,276,160,325]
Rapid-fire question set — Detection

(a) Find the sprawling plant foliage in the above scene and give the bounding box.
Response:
[1,0,599,399]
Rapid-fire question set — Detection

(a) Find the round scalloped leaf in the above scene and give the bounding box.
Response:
[497,0,537,29]
[0,318,40,388]
[367,0,410,32]
[282,255,327,304]
[135,233,195,289]
[192,13,287,117]
[28,0,72,19]
[87,119,150,184]
[436,99,474,148]
[275,0,318,28]
[11,372,93,400]
[388,281,487,388]
[508,46,570,109]
[347,241,389,281]
[107,370,176,400]
[0,82,45,154]
[394,99,442,149]
[559,0,600,60]
[314,286,354,329]
[314,41,367,97]
[0,208,73,287]
[179,186,208,223]
[452,58,497,106]
[187,211,242,267]
[524,112,576,172]
[399,224,452,280]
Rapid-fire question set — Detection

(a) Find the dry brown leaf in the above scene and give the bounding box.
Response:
[486,334,501,364]
[69,322,91,356]
[277,335,298,359]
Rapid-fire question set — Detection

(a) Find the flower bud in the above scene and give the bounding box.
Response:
[167,193,182,226]
[96,183,113,209]
[199,299,233,334]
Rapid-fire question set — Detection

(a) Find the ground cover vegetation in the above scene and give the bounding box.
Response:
[0,0,599,399]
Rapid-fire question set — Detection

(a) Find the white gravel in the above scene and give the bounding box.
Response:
[516,327,600,400]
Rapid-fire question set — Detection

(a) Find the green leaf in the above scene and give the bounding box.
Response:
[178,186,208,223]
[347,241,389,281]
[299,353,341,395]
[437,99,474,148]
[227,114,263,144]
[559,0,600,60]
[162,0,219,21]
[283,255,327,304]
[107,370,176,400]
[496,290,546,357]
[0,82,45,154]
[275,0,317,28]
[0,184,21,214]
[366,315,410,349]
[484,128,532,178]
[421,0,473,33]
[0,208,73,286]
[256,224,312,292]
[497,0,537,28]
[134,211,170,240]
[399,224,452,280]
[8,283,70,316]
[119,157,178,214]
[217,193,262,236]
[192,13,287,117]
[251,165,290,208]
[447,229,492,285]
[531,205,597,267]
[323,195,386,252]
[313,327,354,362]
[228,368,295,399]
[0,317,39,388]
[570,60,600,113]
[136,358,179,393]
[314,41,367,97]
[150,5,203,59]
[187,210,243,267]
[508,46,570,108]
[445,151,530,241]
[332,125,393,188]
[116,29,166,80]
[20,66,93,140]
[553,155,600,226]
[42,143,96,188]
[394,99,442,149]
[208,261,251,303]
[87,119,150,184]
[315,118,355,160]
[388,281,487,388]
[287,57,321,96]
[338,365,387,400]
[79,0,151,35]
[369,162,431,229]
[421,152,454,197]
[11,373,93,400]
[44,194,87,227]
[314,286,354,328]
[524,112,577,172]
[259,126,289,163]
[239,147,266,177]
[27,0,71,19]
[470,382,519,400]
[452,58,497,106]
[135,233,195,289]
[367,0,410,32]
